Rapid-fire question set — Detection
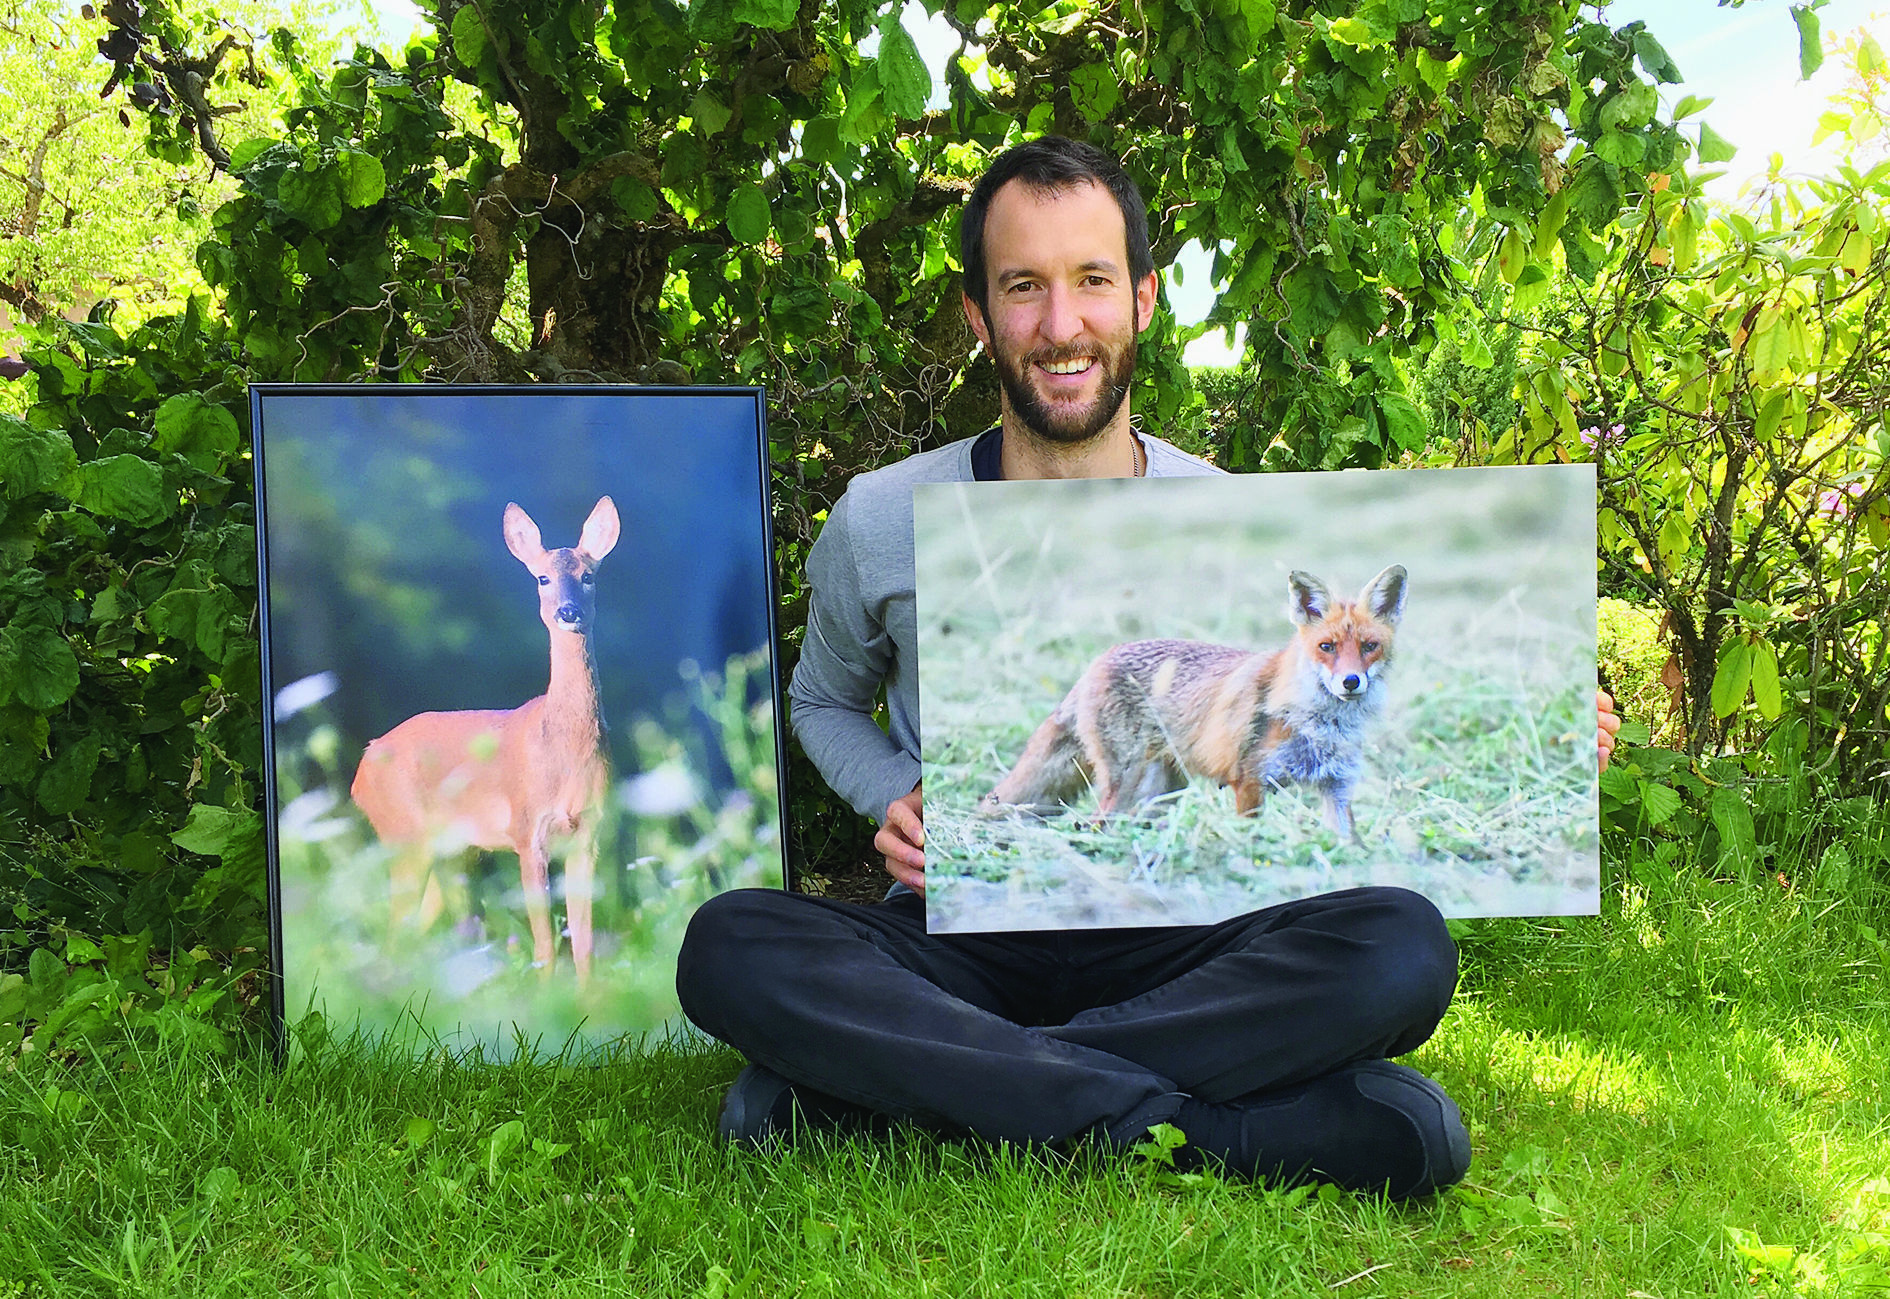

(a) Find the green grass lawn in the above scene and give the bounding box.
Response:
[3,860,1887,1297]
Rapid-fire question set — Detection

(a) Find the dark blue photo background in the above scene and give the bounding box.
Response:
[255,389,776,791]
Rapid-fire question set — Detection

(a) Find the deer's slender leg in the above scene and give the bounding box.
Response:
[566,833,596,988]
[519,835,556,977]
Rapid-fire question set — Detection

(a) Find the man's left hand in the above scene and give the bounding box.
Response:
[1598,688,1622,772]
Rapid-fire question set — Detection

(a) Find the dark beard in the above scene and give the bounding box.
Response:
[996,337,1137,445]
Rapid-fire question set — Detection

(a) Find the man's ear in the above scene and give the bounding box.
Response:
[1134,270,1158,333]
[963,289,992,349]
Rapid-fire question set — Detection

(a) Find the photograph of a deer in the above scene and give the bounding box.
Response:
[350,496,621,985]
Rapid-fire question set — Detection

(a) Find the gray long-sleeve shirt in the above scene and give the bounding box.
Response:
[788,431,1223,822]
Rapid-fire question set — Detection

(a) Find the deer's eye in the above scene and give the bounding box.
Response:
[537,575,551,586]
[581,572,595,586]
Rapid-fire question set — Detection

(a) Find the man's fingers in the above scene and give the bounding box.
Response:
[884,857,926,893]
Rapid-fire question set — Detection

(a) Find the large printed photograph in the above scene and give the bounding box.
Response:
[253,386,786,1054]
[915,465,1598,933]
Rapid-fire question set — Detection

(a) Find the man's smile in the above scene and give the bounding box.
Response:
[1038,356,1096,376]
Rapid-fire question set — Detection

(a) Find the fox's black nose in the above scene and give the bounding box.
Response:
[1342,674,1362,693]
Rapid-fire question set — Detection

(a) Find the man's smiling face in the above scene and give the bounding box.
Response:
[965,178,1158,446]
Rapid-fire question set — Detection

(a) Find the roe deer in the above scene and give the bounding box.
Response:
[351,497,621,984]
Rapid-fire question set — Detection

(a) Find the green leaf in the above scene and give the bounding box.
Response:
[1746,304,1793,380]
[0,415,78,499]
[1327,15,1386,48]
[450,5,488,68]
[1594,129,1647,168]
[62,455,171,526]
[1710,786,1758,876]
[228,137,277,172]
[485,1119,527,1183]
[690,87,732,137]
[146,577,241,663]
[1711,638,1753,718]
[0,625,80,710]
[1600,82,1658,132]
[876,16,932,121]
[335,151,386,208]
[1633,31,1682,83]
[172,805,264,863]
[801,116,843,165]
[1755,390,1789,442]
[1377,394,1427,452]
[1657,510,1690,573]
[1512,263,1552,314]
[1791,4,1824,80]
[1697,122,1738,164]
[276,165,344,230]
[153,394,240,466]
[1069,63,1120,123]
[36,732,102,816]
[612,177,658,223]
[1497,226,1527,285]
[725,184,771,245]
[1749,638,1783,720]
[1674,94,1713,120]
[1640,781,1682,826]
[1459,317,1494,369]
[732,0,798,29]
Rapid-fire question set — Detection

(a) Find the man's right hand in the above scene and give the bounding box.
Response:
[876,783,925,892]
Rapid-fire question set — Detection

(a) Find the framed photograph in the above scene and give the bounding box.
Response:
[253,385,788,1055]
[915,465,1598,934]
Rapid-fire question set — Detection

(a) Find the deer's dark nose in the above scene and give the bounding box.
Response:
[555,602,585,628]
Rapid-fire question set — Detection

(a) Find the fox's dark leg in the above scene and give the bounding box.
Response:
[1321,787,1358,839]
[1128,757,1187,811]
[983,705,1091,815]
[1233,777,1267,816]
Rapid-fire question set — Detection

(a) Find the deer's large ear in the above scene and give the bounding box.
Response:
[580,496,621,563]
[503,503,544,564]
[1360,565,1408,625]
[1287,571,1331,626]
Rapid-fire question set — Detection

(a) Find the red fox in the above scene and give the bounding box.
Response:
[976,565,1408,836]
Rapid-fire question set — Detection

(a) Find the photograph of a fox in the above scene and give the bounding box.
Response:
[254,388,785,1055]
[914,465,1598,934]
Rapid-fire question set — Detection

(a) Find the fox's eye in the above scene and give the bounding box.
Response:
[1363,640,1379,653]
[1319,641,1336,653]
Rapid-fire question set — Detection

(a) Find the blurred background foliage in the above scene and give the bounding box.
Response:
[3,0,1890,1053]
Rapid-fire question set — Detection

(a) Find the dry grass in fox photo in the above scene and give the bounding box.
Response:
[914,465,1599,933]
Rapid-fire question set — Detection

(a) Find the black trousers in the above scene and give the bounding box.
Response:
[676,885,1458,1146]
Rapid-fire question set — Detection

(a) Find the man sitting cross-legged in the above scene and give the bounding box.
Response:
[678,135,1623,1199]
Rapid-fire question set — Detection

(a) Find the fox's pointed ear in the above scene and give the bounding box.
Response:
[1360,565,1408,625]
[1287,571,1332,625]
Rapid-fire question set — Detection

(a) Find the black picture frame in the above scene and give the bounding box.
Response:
[252,384,789,1057]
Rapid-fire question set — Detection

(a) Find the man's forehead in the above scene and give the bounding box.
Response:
[984,178,1128,272]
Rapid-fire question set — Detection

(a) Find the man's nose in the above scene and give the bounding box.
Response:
[1039,283,1084,344]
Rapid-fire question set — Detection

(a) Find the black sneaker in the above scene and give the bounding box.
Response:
[1133,1061,1471,1199]
[715,1064,885,1145]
